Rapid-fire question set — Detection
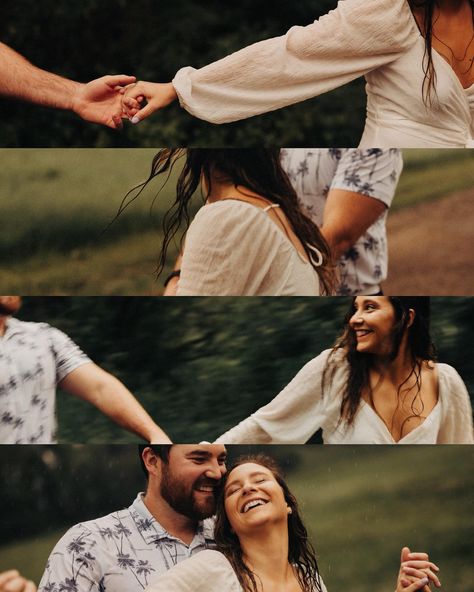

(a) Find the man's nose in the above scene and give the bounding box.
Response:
[205,460,224,479]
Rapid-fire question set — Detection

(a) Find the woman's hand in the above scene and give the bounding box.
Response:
[396,547,441,592]
[122,81,178,123]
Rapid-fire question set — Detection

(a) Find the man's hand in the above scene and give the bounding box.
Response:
[0,571,36,592]
[72,74,137,129]
[122,81,178,123]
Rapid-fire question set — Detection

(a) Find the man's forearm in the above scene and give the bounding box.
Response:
[90,373,172,443]
[0,43,79,110]
[60,364,172,442]
[320,227,353,261]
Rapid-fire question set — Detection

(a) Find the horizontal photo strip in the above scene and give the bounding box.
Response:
[1,148,473,296]
[0,444,472,591]
[1,296,473,444]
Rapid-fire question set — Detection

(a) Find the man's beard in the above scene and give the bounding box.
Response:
[160,465,219,520]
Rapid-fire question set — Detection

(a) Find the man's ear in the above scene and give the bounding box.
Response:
[407,308,415,329]
[142,446,161,478]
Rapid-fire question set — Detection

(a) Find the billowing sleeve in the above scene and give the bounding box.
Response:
[437,365,474,444]
[38,524,103,592]
[172,0,417,123]
[146,550,240,592]
[43,324,91,384]
[177,201,282,296]
[215,350,337,444]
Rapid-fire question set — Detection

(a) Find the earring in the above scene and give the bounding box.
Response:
[287,507,292,514]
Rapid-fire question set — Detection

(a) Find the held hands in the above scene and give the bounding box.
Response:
[121,81,178,123]
[0,571,37,592]
[396,547,441,592]
[71,74,137,129]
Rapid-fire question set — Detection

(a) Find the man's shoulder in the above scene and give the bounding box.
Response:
[56,505,135,547]
[7,317,55,335]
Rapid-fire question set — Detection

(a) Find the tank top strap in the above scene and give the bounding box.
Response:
[262,203,281,212]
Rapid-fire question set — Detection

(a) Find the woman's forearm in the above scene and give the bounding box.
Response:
[172,0,415,123]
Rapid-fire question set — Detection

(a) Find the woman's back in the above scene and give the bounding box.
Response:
[176,199,321,296]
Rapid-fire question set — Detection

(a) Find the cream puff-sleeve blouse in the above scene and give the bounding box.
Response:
[176,200,320,296]
[214,350,474,444]
[172,0,474,147]
[145,549,328,592]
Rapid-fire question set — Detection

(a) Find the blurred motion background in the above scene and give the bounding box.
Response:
[6,296,474,442]
[1,149,473,295]
[0,445,472,592]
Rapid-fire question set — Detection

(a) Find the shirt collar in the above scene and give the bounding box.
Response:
[1,317,23,339]
[130,493,215,547]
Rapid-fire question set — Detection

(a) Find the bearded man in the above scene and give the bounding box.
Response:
[38,445,227,592]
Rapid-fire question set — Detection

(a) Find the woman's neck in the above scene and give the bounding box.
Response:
[238,527,295,590]
[206,177,264,204]
[371,340,415,385]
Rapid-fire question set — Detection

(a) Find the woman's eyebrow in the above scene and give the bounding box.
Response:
[225,471,269,490]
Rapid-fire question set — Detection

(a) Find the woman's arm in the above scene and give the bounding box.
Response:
[437,365,474,444]
[395,548,441,592]
[215,350,337,444]
[123,0,416,124]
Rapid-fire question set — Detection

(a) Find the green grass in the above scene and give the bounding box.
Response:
[1,149,473,293]
[0,446,472,591]
[394,149,474,210]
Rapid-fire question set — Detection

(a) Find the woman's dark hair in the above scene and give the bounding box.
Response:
[214,454,323,592]
[408,0,474,104]
[121,148,334,294]
[324,297,437,432]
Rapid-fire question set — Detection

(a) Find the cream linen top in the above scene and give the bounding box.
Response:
[176,200,320,296]
[146,549,328,592]
[172,0,474,148]
[214,350,474,444]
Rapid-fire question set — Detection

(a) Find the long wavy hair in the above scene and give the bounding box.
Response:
[409,0,474,103]
[323,297,437,429]
[214,454,323,592]
[120,148,334,294]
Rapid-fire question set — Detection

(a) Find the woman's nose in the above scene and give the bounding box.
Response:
[241,481,257,494]
[350,311,363,326]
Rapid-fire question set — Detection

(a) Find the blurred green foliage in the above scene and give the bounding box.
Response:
[1,0,366,147]
[0,445,473,592]
[10,296,474,442]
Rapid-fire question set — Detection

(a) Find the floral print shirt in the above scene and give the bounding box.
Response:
[281,148,402,295]
[39,494,215,592]
[0,318,90,443]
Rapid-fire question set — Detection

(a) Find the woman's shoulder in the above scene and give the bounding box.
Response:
[437,362,469,393]
[188,199,293,255]
[293,348,348,382]
[312,0,417,52]
[190,200,273,237]
[147,550,240,592]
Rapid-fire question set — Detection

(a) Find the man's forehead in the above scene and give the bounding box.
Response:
[170,444,227,459]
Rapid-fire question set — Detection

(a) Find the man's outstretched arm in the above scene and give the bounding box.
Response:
[0,42,135,128]
[59,363,171,442]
